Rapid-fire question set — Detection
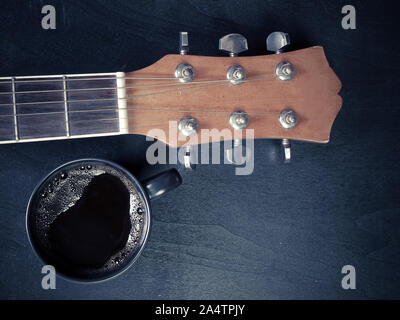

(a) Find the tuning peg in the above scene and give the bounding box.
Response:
[281,139,291,162]
[219,34,248,165]
[178,116,198,170]
[175,32,194,83]
[266,31,290,54]
[226,139,247,165]
[218,34,248,166]
[183,145,196,170]
[177,33,195,170]
[266,32,294,162]
[219,33,248,57]
[226,111,248,166]
[179,31,189,55]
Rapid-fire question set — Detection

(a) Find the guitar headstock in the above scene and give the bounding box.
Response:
[125,32,342,158]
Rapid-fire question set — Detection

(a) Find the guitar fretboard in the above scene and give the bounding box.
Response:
[0,72,128,144]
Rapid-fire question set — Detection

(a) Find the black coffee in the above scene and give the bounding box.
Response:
[31,161,146,276]
[48,173,131,268]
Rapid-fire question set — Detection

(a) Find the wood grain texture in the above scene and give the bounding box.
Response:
[126,47,342,147]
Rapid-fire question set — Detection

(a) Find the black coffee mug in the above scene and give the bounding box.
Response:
[26,159,182,282]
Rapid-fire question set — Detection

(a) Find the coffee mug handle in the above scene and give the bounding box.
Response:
[142,169,182,200]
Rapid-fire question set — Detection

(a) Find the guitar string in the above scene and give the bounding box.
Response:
[17,122,171,140]
[16,112,270,139]
[0,77,271,96]
[0,72,274,84]
[0,74,277,109]
[0,74,285,138]
[0,79,229,102]
[16,111,279,140]
[0,76,177,85]
[14,113,258,128]
[0,106,280,120]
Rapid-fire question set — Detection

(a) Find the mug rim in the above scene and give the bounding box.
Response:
[25,158,152,283]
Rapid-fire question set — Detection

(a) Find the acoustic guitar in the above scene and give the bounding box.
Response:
[0,32,342,165]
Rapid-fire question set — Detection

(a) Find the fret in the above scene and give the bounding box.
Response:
[0,78,16,141]
[11,78,19,140]
[0,72,126,144]
[15,76,66,140]
[62,76,70,137]
[66,74,119,136]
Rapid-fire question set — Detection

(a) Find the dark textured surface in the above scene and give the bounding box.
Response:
[0,0,399,299]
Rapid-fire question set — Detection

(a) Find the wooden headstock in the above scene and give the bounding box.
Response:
[125,46,342,148]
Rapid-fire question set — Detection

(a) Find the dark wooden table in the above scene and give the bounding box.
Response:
[0,0,399,299]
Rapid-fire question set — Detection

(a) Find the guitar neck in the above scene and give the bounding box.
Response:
[0,72,128,144]
[0,47,342,147]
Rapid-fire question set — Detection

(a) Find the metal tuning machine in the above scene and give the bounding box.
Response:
[266,31,296,162]
[177,33,197,170]
[226,111,249,165]
[178,116,198,170]
[175,32,194,83]
[218,34,250,165]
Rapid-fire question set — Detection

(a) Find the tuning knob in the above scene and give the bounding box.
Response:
[219,33,248,57]
[281,139,291,163]
[179,31,189,55]
[219,34,247,84]
[266,31,290,54]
